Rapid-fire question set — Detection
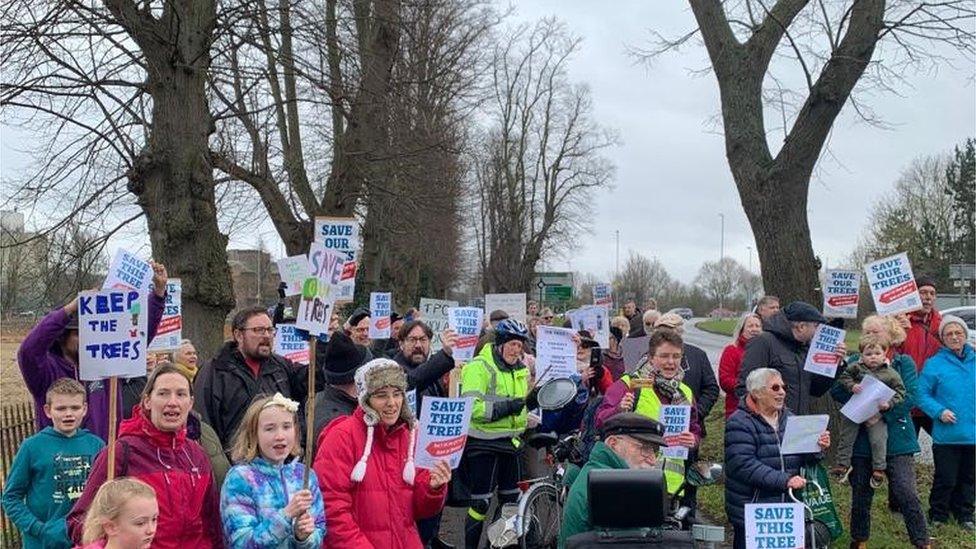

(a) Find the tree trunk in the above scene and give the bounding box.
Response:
[118,0,235,360]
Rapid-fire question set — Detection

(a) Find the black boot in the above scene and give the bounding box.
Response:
[431,537,456,549]
[464,514,485,549]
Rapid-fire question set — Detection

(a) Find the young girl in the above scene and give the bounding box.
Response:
[220,393,326,548]
[77,478,158,549]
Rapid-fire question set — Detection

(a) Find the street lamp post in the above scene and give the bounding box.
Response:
[718,213,725,261]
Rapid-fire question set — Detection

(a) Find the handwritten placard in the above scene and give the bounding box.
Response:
[865,252,921,315]
[484,293,527,323]
[78,289,149,380]
[802,324,845,378]
[296,244,342,336]
[420,298,458,352]
[277,255,311,297]
[535,326,577,384]
[416,397,473,469]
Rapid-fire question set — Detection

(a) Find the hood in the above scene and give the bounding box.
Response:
[119,404,188,450]
[763,312,801,348]
[342,406,416,485]
[38,426,93,439]
[213,340,247,369]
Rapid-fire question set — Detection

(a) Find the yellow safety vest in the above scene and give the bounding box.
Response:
[461,344,529,442]
[620,374,694,495]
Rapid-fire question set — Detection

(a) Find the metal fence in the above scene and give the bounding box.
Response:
[0,401,35,548]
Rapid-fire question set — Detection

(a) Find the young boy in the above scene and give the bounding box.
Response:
[1,378,105,548]
[831,333,907,488]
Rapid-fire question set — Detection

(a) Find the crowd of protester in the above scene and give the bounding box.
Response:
[2,267,973,549]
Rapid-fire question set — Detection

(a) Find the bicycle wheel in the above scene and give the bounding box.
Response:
[519,482,561,549]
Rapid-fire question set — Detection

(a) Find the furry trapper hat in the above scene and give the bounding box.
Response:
[350,359,417,484]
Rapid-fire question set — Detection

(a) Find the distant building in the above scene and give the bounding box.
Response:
[1,210,50,315]
[227,248,281,310]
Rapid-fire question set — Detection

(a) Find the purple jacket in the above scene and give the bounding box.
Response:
[17,293,165,441]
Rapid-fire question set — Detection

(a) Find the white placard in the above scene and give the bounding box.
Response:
[484,293,527,323]
[802,324,845,378]
[274,324,310,365]
[780,414,829,455]
[447,307,483,362]
[567,305,611,348]
[744,503,805,549]
[369,292,392,339]
[593,283,613,307]
[865,252,922,315]
[276,255,311,297]
[103,249,153,293]
[416,397,473,469]
[420,298,458,352]
[314,217,359,302]
[148,279,181,351]
[661,405,691,460]
[840,374,897,424]
[535,326,577,384]
[295,244,342,336]
[78,289,149,380]
[823,269,860,318]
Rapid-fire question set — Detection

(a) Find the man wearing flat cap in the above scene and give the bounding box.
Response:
[559,413,667,546]
[735,301,847,415]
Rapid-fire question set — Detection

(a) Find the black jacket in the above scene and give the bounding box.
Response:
[311,384,359,456]
[392,349,456,409]
[193,341,324,450]
[681,343,720,435]
[734,313,836,415]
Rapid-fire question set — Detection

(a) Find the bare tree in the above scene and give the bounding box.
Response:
[473,19,617,294]
[694,257,757,310]
[648,1,975,306]
[612,251,674,307]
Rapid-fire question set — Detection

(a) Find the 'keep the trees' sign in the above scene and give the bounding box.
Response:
[79,289,148,380]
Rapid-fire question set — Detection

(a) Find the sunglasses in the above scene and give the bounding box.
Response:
[769,383,787,392]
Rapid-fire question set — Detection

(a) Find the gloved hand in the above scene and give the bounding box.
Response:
[525,386,541,411]
[490,398,526,421]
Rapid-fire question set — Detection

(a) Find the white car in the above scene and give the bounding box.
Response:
[941,305,976,347]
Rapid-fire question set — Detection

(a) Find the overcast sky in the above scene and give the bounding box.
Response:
[2,2,973,287]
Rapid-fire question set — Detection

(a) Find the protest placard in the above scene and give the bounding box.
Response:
[535,326,577,383]
[314,217,359,302]
[78,289,149,380]
[369,292,392,339]
[802,324,845,378]
[621,335,650,373]
[484,293,527,323]
[744,503,805,549]
[276,255,310,297]
[448,307,483,361]
[840,374,897,424]
[416,397,473,469]
[593,283,613,307]
[567,305,611,348]
[865,252,922,315]
[296,244,342,336]
[823,269,860,318]
[661,405,691,460]
[420,298,458,351]
[274,324,310,365]
[103,249,153,293]
[780,415,829,455]
[148,279,181,351]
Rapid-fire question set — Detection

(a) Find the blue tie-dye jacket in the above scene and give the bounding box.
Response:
[220,457,326,548]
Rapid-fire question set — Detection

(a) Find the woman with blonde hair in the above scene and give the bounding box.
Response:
[718,313,763,418]
[78,478,157,549]
[220,393,326,547]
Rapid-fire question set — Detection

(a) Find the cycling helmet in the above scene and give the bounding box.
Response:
[494,318,530,345]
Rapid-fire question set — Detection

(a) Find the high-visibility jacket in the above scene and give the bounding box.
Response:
[620,374,694,495]
[461,344,529,442]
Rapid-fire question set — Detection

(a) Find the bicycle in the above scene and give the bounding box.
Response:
[487,431,582,549]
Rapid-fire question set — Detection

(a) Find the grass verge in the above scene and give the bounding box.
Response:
[695,320,863,350]
[696,407,972,547]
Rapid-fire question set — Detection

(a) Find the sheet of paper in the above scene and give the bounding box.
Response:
[840,374,897,424]
[535,325,578,384]
[780,414,829,455]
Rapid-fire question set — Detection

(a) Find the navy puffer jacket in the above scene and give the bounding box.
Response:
[724,398,817,526]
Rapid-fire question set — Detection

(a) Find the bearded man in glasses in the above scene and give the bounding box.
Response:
[193,305,325,451]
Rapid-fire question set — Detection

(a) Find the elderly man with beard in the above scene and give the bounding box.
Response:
[558,413,668,547]
[193,306,324,451]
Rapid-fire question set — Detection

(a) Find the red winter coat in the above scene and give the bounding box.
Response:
[719,336,748,418]
[903,309,942,417]
[68,407,223,548]
[314,407,446,549]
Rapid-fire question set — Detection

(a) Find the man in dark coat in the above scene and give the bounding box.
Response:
[392,320,458,405]
[735,301,847,415]
[193,306,324,451]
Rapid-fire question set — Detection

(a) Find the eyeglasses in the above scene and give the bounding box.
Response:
[543,316,554,321]
[242,327,276,336]
[943,330,967,339]
[624,436,660,458]
[768,383,787,392]
[406,336,430,345]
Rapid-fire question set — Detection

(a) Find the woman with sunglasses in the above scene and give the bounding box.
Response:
[724,368,830,549]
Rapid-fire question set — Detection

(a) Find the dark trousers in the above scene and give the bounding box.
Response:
[930,444,976,524]
[850,455,928,545]
[732,523,745,549]
[913,415,932,437]
[463,451,521,549]
[417,512,442,546]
